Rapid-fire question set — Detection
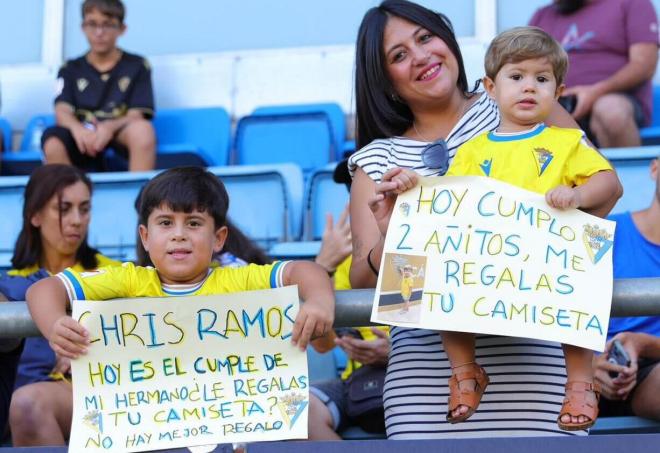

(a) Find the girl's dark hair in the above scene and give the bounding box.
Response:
[11,164,98,270]
[355,0,474,149]
[137,167,229,229]
[134,168,268,266]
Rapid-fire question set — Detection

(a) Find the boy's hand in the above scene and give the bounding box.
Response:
[546,185,581,209]
[49,315,90,359]
[291,298,334,352]
[92,122,114,153]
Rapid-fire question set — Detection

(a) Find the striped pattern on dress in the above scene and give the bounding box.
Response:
[349,93,586,439]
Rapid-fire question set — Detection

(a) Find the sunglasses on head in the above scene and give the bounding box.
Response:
[421,139,449,174]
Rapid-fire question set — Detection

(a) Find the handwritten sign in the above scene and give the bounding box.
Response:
[70,286,308,452]
[372,176,615,351]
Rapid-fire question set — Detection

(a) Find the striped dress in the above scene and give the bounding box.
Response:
[348,93,585,439]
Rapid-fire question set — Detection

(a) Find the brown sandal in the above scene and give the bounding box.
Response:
[446,362,490,423]
[557,381,601,431]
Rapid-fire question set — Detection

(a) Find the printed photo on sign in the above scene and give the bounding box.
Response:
[376,253,427,324]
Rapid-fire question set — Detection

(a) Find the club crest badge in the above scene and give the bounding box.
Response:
[582,224,613,264]
[532,147,553,176]
[83,409,103,433]
[399,202,411,217]
[276,392,308,429]
[77,78,89,92]
[118,76,131,93]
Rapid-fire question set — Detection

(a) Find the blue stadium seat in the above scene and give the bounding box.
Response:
[307,347,339,383]
[640,85,660,145]
[153,107,231,168]
[88,171,155,261]
[0,116,11,151]
[0,175,30,269]
[0,114,54,176]
[233,110,335,176]
[252,103,346,161]
[304,163,349,241]
[268,163,348,259]
[208,164,304,247]
[602,147,658,214]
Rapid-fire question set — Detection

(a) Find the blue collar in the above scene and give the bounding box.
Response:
[488,123,546,142]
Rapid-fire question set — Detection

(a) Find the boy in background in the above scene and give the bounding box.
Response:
[42,0,155,172]
[443,26,621,430]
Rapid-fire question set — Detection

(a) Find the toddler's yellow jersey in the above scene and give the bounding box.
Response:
[447,124,612,194]
[401,276,414,298]
[57,261,288,301]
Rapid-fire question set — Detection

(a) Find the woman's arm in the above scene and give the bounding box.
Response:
[349,167,419,288]
[349,168,383,288]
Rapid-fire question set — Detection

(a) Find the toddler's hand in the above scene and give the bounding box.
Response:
[49,315,89,359]
[291,297,334,351]
[546,185,581,209]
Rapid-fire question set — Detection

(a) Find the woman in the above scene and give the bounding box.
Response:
[348,0,621,439]
[0,164,118,446]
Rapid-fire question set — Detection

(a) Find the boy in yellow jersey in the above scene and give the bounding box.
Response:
[442,26,622,430]
[27,167,335,366]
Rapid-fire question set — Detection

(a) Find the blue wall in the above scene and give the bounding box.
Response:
[2,1,659,65]
[63,0,474,58]
[0,0,44,65]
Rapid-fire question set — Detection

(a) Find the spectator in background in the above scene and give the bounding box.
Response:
[42,0,155,172]
[530,0,659,148]
[594,155,660,420]
[0,165,118,444]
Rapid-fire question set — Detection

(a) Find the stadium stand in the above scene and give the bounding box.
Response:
[640,85,660,146]
[303,163,349,241]
[0,175,27,268]
[602,146,659,213]
[232,109,336,176]
[0,114,53,175]
[152,107,231,168]
[252,103,347,161]
[0,117,11,152]
[210,163,304,248]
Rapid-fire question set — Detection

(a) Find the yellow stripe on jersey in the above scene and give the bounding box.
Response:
[447,124,612,194]
[57,261,288,301]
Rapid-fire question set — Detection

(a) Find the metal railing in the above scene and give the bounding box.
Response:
[1,278,659,338]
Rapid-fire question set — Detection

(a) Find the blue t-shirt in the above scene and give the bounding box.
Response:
[608,212,660,338]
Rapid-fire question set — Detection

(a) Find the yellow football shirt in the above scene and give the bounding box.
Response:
[57,261,288,301]
[447,123,612,193]
[401,276,414,299]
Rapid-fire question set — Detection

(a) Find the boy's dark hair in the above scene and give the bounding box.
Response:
[82,0,125,24]
[138,167,229,229]
[355,0,476,149]
[12,164,98,270]
[485,26,568,87]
